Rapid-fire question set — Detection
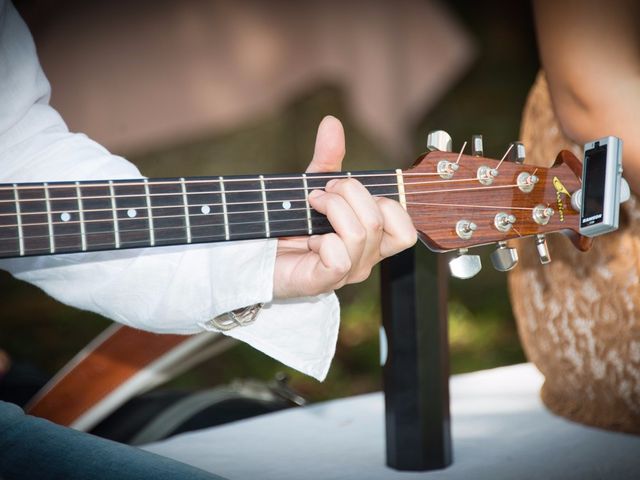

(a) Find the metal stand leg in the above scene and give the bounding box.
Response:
[380,245,452,471]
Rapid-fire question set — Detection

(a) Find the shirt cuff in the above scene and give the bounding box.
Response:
[206,293,340,382]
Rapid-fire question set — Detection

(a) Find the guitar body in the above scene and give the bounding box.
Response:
[26,325,234,430]
[509,72,640,434]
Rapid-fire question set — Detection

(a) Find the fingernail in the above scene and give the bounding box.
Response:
[309,189,325,199]
[326,179,339,190]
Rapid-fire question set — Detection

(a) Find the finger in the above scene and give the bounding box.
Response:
[276,236,312,252]
[375,197,418,258]
[325,178,384,281]
[306,233,352,292]
[306,116,346,173]
[308,189,366,271]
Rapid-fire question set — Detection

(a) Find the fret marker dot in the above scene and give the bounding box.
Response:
[127,209,137,218]
[60,212,71,222]
[282,201,291,210]
[201,205,211,215]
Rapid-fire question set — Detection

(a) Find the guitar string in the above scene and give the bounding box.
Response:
[0,180,535,217]
[494,143,514,170]
[0,178,406,206]
[0,198,541,245]
[0,169,483,192]
[0,183,535,229]
[0,171,542,204]
[0,214,327,244]
[0,225,339,256]
[0,205,532,255]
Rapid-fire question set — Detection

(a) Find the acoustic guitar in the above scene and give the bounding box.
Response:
[1,132,593,429]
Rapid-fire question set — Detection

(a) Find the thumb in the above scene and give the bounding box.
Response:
[306,116,346,173]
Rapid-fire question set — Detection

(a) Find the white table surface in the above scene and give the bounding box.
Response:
[144,364,640,479]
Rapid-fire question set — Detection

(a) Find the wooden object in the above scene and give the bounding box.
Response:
[26,324,232,430]
[0,156,588,260]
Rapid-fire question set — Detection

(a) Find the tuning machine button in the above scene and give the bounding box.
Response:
[449,248,482,279]
[490,241,519,271]
[535,234,551,264]
[471,135,484,156]
[506,142,526,164]
[427,130,453,152]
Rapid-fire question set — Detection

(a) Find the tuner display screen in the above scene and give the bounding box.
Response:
[581,145,607,226]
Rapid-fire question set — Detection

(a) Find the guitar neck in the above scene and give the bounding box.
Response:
[0,170,402,259]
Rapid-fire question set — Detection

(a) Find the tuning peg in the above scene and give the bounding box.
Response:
[620,178,631,203]
[449,248,482,279]
[427,130,453,152]
[490,241,519,271]
[535,234,551,264]
[471,135,483,156]
[506,142,526,164]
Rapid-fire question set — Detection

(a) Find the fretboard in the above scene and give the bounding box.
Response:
[0,170,401,259]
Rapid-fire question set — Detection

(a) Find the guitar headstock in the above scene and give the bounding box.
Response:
[404,131,591,278]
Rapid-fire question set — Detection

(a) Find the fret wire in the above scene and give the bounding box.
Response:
[75,182,87,251]
[43,183,55,253]
[259,175,270,238]
[13,184,24,256]
[219,177,230,240]
[143,179,155,247]
[395,169,406,210]
[302,173,312,235]
[108,180,120,249]
[180,177,192,244]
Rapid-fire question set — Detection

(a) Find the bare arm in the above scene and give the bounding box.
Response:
[534,0,640,192]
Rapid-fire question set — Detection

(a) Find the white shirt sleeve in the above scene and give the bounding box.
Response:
[0,0,339,381]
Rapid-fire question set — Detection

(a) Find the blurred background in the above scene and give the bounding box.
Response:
[1,0,538,403]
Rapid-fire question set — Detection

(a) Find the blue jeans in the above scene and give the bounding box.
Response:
[0,401,226,479]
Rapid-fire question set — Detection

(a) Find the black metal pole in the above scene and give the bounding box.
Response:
[380,244,452,470]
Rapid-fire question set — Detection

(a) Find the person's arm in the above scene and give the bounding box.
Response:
[0,0,277,335]
[0,0,415,380]
[533,0,640,193]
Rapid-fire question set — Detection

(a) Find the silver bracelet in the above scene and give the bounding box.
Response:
[207,303,264,331]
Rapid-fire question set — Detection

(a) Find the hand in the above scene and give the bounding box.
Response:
[273,116,417,298]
